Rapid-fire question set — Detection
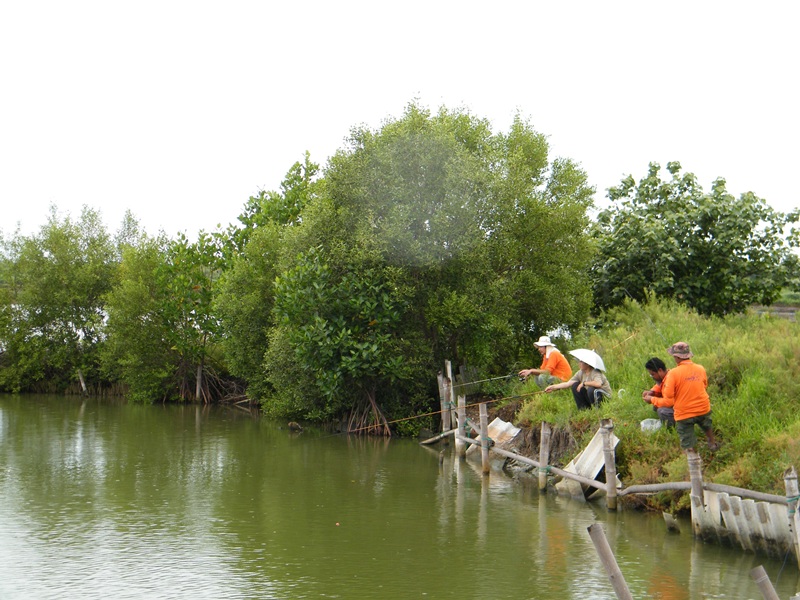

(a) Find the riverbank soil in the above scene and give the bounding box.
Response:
[465,398,578,470]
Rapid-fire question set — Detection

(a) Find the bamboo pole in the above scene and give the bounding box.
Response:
[195,363,202,402]
[445,361,457,430]
[437,371,449,434]
[420,429,456,445]
[587,524,633,600]
[538,421,551,492]
[618,482,692,495]
[479,402,490,475]
[455,394,467,459]
[77,369,88,396]
[750,565,780,600]
[688,450,705,536]
[600,419,617,511]
[784,466,800,565]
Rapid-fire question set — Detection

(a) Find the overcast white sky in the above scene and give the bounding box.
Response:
[2,1,798,239]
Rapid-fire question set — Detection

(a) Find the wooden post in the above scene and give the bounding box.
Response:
[600,419,617,511]
[750,565,781,600]
[587,523,634,600]
[455,394,467,459]
[196,363,203,403]
[687,450,705,536]
[784,466,800,565]
[437,371,449,434]
[77,369,88,396]
[479,402,490,475]
[445,361,457,430]
[538,421,552,492]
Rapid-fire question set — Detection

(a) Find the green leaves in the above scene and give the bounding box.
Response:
[271,246,405,416]
[593,162,800,317]
[0,206,115,392]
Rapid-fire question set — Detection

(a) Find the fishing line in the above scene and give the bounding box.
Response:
[345,389,547,435]
[453,373,517,388]
[624,287,669,344]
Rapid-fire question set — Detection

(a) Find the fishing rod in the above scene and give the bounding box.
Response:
[452,373,518,388]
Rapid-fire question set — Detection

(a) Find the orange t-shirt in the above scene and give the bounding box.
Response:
[650,377,673,408]
[541,349,572,381]
[660,360,710,421]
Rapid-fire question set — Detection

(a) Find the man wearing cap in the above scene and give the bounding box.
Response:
[662,342,719,452]
[518,336,572,389]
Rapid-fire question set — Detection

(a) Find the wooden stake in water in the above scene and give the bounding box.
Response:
[479,402,490,475]
[750,565,780,600]
[587,523,633,600]
[600,419,617,511]
[784,466,800,565]
[455,394,467,459]
[538,422,551,492]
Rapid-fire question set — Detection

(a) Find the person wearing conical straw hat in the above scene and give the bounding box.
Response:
[544,348,612,410]
[662,341,719,453]
[518,335,572,389]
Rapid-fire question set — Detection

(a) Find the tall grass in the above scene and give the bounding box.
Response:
[514,296,800,509]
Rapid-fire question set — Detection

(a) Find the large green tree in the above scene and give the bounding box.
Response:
[257,103,596,429]
[0,206,115,392]
[592,162,800,317]
[214,156,321,402]
[103,230,230,402]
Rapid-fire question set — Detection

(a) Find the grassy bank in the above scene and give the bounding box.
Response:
[511,297,800,513]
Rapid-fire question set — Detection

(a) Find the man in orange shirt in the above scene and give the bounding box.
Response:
[642,357,675,426]
[661,342,719,453]
[518,336,572,389]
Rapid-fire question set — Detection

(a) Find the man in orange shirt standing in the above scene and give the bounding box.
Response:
[518,336,572,389]
[661,341,719,453]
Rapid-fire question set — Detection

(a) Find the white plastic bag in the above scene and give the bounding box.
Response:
[640,418,662,432]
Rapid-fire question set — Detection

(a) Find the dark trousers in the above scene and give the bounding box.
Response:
[571,382,608,411]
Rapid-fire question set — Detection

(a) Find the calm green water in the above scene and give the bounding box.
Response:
[0,395,798,599]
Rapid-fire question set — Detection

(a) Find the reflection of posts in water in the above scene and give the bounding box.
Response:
[587,523,634,600]
[477,471,488,544]
[537,487,548,573]
[539,422,551,492]
[600,419,617,511]
[454,451,465,535]
[479,402,490,475]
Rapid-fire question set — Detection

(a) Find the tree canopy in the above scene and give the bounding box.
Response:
[0,206,115,393]
[592,162,800,317]
[250,103,596,429]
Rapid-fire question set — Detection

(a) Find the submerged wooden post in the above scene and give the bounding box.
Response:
[587,524,633,600]
[455,394,467,459]
[600,419,617,511]
[538,421,552,492]
[479,402,490,475]
[750,565,780,600]
[687,450,705,536]
[784,466,800,565]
